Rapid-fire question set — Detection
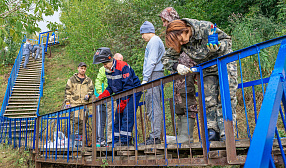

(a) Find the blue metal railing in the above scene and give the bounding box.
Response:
[36,44,45,116]
[0,41,24,116]
[244,40,286,167]
[38,30,59,53]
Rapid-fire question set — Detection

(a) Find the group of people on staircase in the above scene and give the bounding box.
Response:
[63,7,237,147]
[22,39,42,69]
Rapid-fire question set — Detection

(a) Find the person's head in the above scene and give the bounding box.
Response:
[165,20,192,53]
[159,7,180,27]
[26,39,30,43]
[77,62,87,76]
[140,21,155,42]
[113,53,123,61]
[93,47,113,69]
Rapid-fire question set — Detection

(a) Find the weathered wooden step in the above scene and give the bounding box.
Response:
[16,77,40,79]
[5,109,37,112]
[13,86,40,88]
[13,88,39,91]
[10,96,39,99]
[13,83,40,86]
[9,99,38,102]
[7,106,38,109]
[11,94,39,97]
[12,91,40,94]
[6,116,37,119]
[17,75,40,77]
[4,112,37,116]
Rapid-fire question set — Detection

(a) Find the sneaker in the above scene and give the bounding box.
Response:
[96,140,107,147]
[208,129,219,141]
[220,135,226,141]
[139,137,161,146]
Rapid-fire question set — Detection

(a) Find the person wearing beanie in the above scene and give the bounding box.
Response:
[139,21,165,146]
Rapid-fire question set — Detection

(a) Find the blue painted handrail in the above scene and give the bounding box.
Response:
[244,40,286,167]
[36,44,45,116]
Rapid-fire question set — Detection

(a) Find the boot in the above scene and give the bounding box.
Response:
[168,116,195,144]
[166,115,182,144]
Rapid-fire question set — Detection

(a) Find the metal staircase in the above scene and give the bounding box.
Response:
[3,55,42,118]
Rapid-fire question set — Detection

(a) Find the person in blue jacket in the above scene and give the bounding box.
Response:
[22,39,33,69]
[93,47,142,147]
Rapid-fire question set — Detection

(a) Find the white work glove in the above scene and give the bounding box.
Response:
[207,42,221,52]
[177,64,192,75]
[141,81,147,85]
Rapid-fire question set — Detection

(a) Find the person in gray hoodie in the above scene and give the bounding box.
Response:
[139,21,165,145]
[22,39,33,69]
[32,45,42,61]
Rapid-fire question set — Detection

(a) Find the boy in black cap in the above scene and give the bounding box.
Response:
[93,47,142,147]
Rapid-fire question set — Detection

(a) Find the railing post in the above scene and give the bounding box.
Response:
[217,59,237,164]
[82,105,87,165]
[197,72,208,164]
[34,117,40,162]
[92,101,97,165]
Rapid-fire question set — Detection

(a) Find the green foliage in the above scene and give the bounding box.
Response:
[0,0,61,66]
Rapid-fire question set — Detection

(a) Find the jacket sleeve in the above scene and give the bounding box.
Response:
[162,48,180,72]
[95,67,106,94]
[87,79,94,98]
[65,79,72,102]
[143,40,160,81]
[121,65,135,100]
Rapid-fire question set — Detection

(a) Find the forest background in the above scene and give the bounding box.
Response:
[1,0,286,113]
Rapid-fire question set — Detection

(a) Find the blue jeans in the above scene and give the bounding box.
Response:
[23,54,29,68]
[96,104,106,143]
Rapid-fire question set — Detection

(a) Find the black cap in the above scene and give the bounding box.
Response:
[78,62,87,67]
[93,47,113,64]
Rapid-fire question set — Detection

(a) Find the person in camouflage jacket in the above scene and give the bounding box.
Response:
[163,18,237,141]
[159,7,197,144]
[65,62,94,135]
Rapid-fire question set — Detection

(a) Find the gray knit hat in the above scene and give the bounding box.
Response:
[140,21,155,34]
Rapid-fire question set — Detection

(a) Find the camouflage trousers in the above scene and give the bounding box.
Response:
[174,74,197,118]
[204,61,238,137]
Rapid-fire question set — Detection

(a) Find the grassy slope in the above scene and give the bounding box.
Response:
[39,45,77,115]
[0,66,13,110]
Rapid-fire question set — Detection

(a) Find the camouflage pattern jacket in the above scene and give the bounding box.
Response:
[162,18,232,76]
[65,73,94,107]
